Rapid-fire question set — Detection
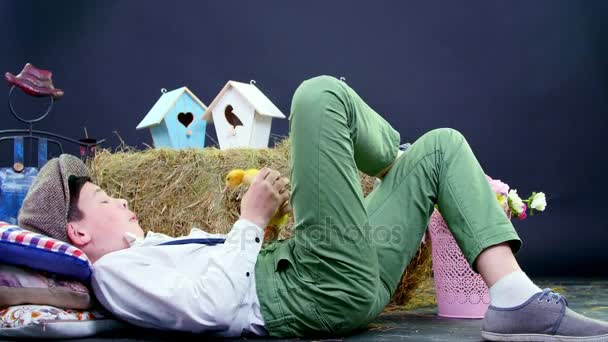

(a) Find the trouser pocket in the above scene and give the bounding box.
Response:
[309,304,337,334]
[274,242,320,284]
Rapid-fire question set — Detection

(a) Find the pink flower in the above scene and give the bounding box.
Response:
[518,203,528,220]
[486,175,510,196]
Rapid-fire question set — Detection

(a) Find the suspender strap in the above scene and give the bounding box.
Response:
[158,238,226,246]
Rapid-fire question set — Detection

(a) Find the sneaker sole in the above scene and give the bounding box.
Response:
[482,331,608,342]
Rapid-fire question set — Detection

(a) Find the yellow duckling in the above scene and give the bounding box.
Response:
[223,168,260,193]
[223,168,290,240]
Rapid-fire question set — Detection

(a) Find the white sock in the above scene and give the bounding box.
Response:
[489,271,542,308]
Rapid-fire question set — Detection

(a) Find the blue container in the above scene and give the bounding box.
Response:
[0,167,38,224]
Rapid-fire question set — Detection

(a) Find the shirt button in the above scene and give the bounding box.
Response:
[246,272,250,277]
[255,237,260,243]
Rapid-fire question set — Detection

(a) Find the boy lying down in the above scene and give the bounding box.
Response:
[18,76,608,340]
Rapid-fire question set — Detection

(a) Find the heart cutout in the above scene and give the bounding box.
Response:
[177,112,194,127]
[224,105,243,129]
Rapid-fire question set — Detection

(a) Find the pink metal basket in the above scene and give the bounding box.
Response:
[428,175,513,318]
[428,208,490,319]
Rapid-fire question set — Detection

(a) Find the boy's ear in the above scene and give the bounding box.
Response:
[66,222,91,247]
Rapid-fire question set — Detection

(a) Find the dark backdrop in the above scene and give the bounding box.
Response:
[1,0,607,277]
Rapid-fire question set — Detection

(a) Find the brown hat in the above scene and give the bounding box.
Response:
[18,154,89,242]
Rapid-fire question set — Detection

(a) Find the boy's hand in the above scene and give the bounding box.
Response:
[278,199,292,217]
[240,167,290,229]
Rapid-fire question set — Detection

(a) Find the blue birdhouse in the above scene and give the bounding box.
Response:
[136,87,208,149]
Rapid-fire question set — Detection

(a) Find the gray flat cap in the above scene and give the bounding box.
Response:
[18,154,89,242]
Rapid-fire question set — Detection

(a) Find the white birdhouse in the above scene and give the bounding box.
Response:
[201,81,285,149]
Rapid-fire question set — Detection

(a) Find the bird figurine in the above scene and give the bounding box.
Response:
[224,105,243,136]
[223,168,290,241]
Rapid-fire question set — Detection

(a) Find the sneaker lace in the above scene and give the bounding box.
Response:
[538,288,569,306]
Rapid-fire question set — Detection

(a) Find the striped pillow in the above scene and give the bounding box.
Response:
[0,222,91,283]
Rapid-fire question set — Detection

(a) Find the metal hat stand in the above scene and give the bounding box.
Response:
[0,85,105,171]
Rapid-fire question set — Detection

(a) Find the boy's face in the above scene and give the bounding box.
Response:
[67,182,144,261]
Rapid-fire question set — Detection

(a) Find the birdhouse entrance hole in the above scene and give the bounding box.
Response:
[177,112,194,127]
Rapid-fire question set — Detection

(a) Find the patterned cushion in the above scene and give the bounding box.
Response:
[0,305,98,329]
[0,222,91,283]
[0,264,91,309]
[0,305,125,339]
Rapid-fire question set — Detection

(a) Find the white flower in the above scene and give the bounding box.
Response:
[530,192,547,211]
[508,189,525,214]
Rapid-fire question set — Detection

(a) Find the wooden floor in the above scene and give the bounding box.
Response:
[76,278,608,342]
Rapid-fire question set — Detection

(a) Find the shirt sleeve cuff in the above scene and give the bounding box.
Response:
[234,218,265,236]
[228,218,265,263]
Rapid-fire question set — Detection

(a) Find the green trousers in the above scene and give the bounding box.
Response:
[254,75,522,337]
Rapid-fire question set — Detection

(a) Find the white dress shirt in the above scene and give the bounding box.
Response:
[91,219,268,337]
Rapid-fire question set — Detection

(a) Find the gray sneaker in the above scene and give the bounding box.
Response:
[482,288,608,341]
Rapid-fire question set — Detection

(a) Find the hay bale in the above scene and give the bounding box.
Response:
[88,138,433,308]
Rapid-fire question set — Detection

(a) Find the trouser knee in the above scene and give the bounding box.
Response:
[289,75,346,120]
[423,127,467,150]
